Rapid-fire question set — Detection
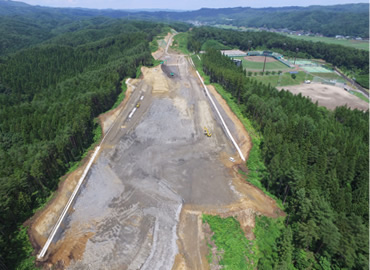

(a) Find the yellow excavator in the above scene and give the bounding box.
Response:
[204,127,212,137]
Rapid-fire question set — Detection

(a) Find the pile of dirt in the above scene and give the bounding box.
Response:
[142,66,170,94]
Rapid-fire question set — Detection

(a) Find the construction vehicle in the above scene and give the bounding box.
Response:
[203,127,212,137]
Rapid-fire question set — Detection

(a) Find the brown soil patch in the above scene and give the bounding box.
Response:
[244,56,277,63]
[152,32,172,60]
[172,253,187,270]
[203,223,223,270]
[46,229,94,269]
[28,151,98,255]
[98,78,139,135]
[278,83,369,111]
[142,66,170,94]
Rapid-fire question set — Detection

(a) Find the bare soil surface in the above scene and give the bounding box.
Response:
[278,83,369,111]
[207,85,252,160]
[152,32,172,60]
[244,56,277,62]
[30,34,282,270]
[28,150,97,255]
[99,78,139,135]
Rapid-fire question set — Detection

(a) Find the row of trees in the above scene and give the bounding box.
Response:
[201,49,368,269]
[0,19,170,268]
[188,27,369,88]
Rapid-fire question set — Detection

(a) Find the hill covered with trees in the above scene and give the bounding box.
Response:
[176,4,369,38]
[199,47,368,270]
[0,1,369,39]
[0,16,187,269]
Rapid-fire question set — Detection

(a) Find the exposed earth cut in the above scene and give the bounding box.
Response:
[29,34,282,269]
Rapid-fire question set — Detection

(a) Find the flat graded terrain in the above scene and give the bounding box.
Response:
[278,83,369,111]
[31,34,281,269]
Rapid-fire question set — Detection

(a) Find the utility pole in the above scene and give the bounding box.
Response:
[294,47,299,65]
[262,53,267,73]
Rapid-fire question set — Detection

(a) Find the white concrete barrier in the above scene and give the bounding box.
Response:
[195,71,245,161]
[38,145,101,259]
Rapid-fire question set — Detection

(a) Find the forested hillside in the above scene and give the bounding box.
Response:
[197,49,369,269]
[0,18,182,269]
[181,4,369,38]
[188,27,369,88]
[0,1,368,39]
[199,48,368,269]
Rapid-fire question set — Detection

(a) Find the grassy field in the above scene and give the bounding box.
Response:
[171,32,190,54]
[350,91,369,103]
[310,72,347,83]
[233,56,290,71]
[286,34,369,51]
[251,71,313,87]
[203,215,257,269]
[201,39,232,51]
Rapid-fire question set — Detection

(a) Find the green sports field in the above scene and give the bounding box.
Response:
[251,71,313,87]
[233,57,290,71]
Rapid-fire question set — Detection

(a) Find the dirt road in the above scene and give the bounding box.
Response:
[31,34,281,269]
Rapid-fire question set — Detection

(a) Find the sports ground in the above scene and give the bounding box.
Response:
[233,56,290,71]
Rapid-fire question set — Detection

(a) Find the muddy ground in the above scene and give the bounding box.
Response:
[30,34,282,269]
[278,83,369,111]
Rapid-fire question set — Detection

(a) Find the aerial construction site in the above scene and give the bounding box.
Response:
[29,33,282,269]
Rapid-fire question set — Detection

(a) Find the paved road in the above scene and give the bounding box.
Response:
[52,46,241,269]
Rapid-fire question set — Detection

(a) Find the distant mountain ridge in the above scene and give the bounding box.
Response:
[0,1,368,37]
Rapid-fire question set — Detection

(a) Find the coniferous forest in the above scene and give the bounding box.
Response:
[199,47,368,269]
[0,2,369,269]
[0,17,187,269]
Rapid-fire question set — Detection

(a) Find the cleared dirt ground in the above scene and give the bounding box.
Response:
[30,34,282,269]
[244,56,277,63]
[278,83,369,111]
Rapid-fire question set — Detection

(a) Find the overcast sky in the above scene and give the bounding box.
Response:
[16,0,369,10]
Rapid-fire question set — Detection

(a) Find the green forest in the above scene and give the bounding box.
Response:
[197,47,368,269]
[0,1,369,269]
[1,1,368,38]
[0,17,187,269]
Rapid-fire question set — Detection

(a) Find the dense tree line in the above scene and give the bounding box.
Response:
[176,4,369,38]
[1,1,368,39]
[201,49,368,269]
[0,19,170,269]
[0,1,189,56]
[188,27,369,88]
